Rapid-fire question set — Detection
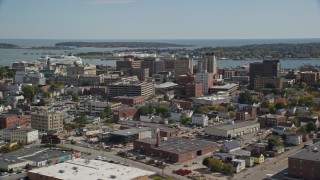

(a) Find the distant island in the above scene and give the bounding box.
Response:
[55,42,192,48]
[197,42,320,59]
[0,43,20,49]
[29,46,75,50]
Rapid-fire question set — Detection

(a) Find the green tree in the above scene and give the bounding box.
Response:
[71,92,79,102]
[74,115,88,125]
[223,163,234,176]
[297,125,307,135]
[208,158,224,172]
[180,116,192,125]
[275,102,285,110]
[267,136,283,150]
[238,92,253,104]
[163,94,169,101]
[22,85,39,101]
[155,105,170,118]
[290,117,299,127]
[168,119,176,124]
[41,134,61,146]
[300,82,308,90]
[306,122,317,132]
[100,106,112,118]
[202,157,212,167]
[139,105,154,116]
[269,104,276,113]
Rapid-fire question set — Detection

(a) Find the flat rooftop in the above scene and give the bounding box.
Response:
[210,83,238,90]
[154,82,178,89]
[289,141,320,161]
[207,121,260,131]
[137,137,217,155]
[28,159,155,180]
[111,127,150,136]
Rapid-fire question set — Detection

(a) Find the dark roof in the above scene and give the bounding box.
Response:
[289,141,320,161]
[277,122,294,128]
[137,137,218,155]
[223,140,240,150]
[111,127,150,137]
[23,150,73,162]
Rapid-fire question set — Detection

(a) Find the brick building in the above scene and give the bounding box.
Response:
[134,137,219,163]
[113,107,139,122]
[288,141,320,180]
[111,96,145,106]
[0,114,30,129]
[159,128,179,138]
[174,73,202,99]
[116,57,141,71]
[300,71,319,85]
[258,114,287,128]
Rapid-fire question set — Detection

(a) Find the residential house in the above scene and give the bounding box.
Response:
[298,115,319,128]
[213,153,235,163]
[286,135,302,145]
[232,159,246,173]
[220,140,241,153]
[272,146,285,154]
[252,143,268,155]
[253,154,265,164]
[191,114,209,127]
[239,156,254,167]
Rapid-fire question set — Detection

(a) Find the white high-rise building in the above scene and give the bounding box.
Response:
[195,72,213,94]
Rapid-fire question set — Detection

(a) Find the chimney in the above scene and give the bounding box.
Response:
[155,128,160,148]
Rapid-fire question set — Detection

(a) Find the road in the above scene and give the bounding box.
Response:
[236,141,311,180]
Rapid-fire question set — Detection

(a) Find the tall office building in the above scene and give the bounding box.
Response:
[197,58,208,73]
[141,57,165,77]
[174,58,193,81]
[249,59,281,84]
[206,53,217,74]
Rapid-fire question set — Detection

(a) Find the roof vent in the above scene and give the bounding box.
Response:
[59,170,65,173]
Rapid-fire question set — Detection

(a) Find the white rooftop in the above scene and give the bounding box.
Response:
[154,82,178,89]
[28,159,155,180]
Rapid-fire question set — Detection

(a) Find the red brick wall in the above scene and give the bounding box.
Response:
[0,115,29,129]
[113,108,139,121]
[288,157,320,179]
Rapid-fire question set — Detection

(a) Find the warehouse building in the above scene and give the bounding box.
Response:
[204,121,260,138]
[27,159,155,180]
[134,137,219,163]
[105,127,152,144]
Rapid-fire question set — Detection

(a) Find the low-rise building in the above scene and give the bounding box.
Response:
[286,134,302,145]
[0,114,30,129]
[204,121,260,138]
[258,114,287,128]
[253,154,265,164]
[191,114,209,126]
[31,110,64,133]
[134,137,219,163]
[111,96,145,106]
[0,126,38,144]
[220,140,241,153]
[192,92,230,106]
[288,141,320,180]
[209,83,238,95]
[232,159,246,173]
[27,158,155,180]
[113,107,139,122]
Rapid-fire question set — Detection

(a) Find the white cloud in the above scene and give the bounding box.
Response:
[87,0,135,4]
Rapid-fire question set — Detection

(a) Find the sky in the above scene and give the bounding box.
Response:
[0,0,319,39]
